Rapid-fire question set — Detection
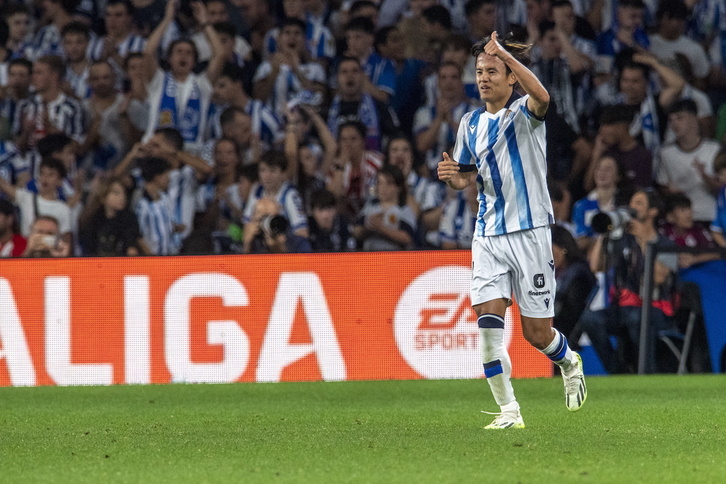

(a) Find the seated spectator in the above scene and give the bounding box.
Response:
[135,156,178,255]
[551,223,597,341]
[353,164,416,251]
[243,150,309,240]
[22,215,71,258]
[709,151,726,248]
[654,99,721,226]
[307,189,355,252]
[326,120,383,219]
[0,197,25,257]
[660,192,719,269]
[79,176,143,256]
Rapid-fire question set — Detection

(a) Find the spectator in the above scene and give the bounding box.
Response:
[660,192,719,268]
[595,0,649,77]
[419,5,452,65]
[573,155,632,253]
[580,189,678,374]
[0,157,72,239]
[326,56,398,152]
[439,182,478,249]
[208,63,282,149]
[0,197,25,257]
[3,4,32,60]
[248,212,312,254]
[342,16,396,103]
[27,0,78,60]
[353,164,416,251]
[243,149,309,240]
[465,0,497,43]
[13,55,86,173]
[655,99,721,226]
[422,34,478,108]
[414,62,478,176]
[79,176,143,256]
[203,106,260,166]
[551,223,597,342]
[397,0,437,60]
[140,1,225,154]
[193,1,251,65]
[252,18,326,119]
[90,1,146,67]
[135,156,178,255]
[60,21,92,99]
[327,120,383,218]
[649,0,710,90]
[586,104,652,191]
[21,214,71,258]
[0,58,32,142]
[307,188,354,252]
[33,133,81,206]
[710,151,726,248]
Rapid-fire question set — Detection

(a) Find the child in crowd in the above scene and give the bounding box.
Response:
[135,156,177,255]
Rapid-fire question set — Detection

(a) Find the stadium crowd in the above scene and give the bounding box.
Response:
[0,0,725,370]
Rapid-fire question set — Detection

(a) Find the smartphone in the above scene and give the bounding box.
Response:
[41,235,58,248]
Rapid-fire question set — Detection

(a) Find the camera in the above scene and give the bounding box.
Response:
[591,207,635,239]
[260,215,289,238]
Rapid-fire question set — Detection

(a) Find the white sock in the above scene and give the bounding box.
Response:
[479,314,516,407]
[541,328,577,373]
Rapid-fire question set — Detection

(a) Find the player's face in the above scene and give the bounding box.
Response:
[476,53,516,107]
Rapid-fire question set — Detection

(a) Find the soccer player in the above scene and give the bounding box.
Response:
[437,32,587,429]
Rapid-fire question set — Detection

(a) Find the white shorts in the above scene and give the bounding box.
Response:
[471,225,556,318]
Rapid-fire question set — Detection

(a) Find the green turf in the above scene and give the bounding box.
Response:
[1,375,724,483]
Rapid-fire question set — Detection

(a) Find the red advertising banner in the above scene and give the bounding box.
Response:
[0,252,552,387]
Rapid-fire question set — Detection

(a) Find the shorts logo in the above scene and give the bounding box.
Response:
[393,266,513,379]
[533,273,545,289]
[544,297,550,308]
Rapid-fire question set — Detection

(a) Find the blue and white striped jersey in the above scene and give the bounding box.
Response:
[136,190,177,256]
[243,182,308,232]
[452,93,553,237]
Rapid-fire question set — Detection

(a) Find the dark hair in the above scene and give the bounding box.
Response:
[551,0,574,9]
[39,157,68,180]
[634,188,663,218]
[0,197,16,215]
[0,19,8,46]
[50,0,81,15]
[2,3,31,18]
[599,104,636,126]
[378,164,407,206]
[166,38,198,65]
[350,0,379,16]
[471,33,532,68]
[620,60,650,81]
[619,0,646,9]
[105,0,134,16]
[138,156,171,183]
[668,98,698,116]
[656,0,688,19]
[664,192,692,215]
[384,135,414,162]
[37,133,73,159]
[551,223,586,265]
[538,20,556,39]
[154,127,184,151]
[61,21,91,39]
[465,0,496,17]
[9,57,32,73]
[213,21,237,38]
[422,5,452,30]
[219,105,247,126]
[220,62,245,84]
[239,163,259,183]
[280,17,306,33]
[337,55,361,72]
[35,55,65,78]
[310,189,338,210]
[260,214,289,237]
[338,120,367,140]
[444,34,473,53]
[345,15,375,35]
[374,26,397,51]
[260,149,288,171]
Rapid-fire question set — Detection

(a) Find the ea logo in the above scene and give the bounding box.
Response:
[394,266,513,379]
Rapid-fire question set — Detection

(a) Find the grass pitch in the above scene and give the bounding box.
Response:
[1,375,724,483]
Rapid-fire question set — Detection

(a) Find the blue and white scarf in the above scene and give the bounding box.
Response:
[158,72,202,143]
